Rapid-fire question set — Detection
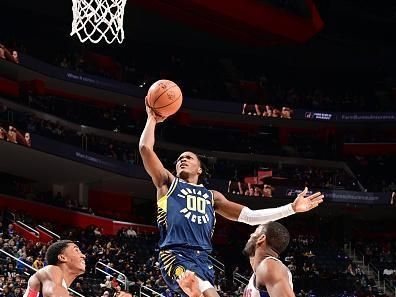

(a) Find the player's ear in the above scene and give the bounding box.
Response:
[198,167,202,175]
[58,254,67,263]
[257,234,266,245]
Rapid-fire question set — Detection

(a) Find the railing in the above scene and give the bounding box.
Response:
[384,278,396,297]
[37,224,61,239]
[208,255,248,286]
[348,244,395,297]
[360,251,395,296]
[17,221,40,235]
[95,261,128,291]
[234,272,249,284]
[139,285,164,297]
[384,277,396,296]
[0,249,85,297]
[208,255,224,271]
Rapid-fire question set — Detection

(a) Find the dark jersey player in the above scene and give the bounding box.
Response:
[139,106,323,297]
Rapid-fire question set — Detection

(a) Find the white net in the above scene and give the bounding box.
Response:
[70,0,127,44]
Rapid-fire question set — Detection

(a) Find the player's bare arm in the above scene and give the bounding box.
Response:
[139,105,174,198]
[31,266,70,297]
[256,259,295,297]
[212,187,324,224]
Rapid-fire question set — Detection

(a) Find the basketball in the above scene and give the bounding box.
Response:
[145,80,183,117]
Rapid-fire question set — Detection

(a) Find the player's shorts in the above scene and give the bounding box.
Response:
[158,247,215,294]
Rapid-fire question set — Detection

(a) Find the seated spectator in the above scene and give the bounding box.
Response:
[7,126,17,143]
[281,106,294,119]
[262,184,273,198]
[126,227,137,238]
[32,256,44,270]
[253,186,262,197]
[24,133,31,147]
[0,127,7,140]
[0,44,15,63]
[12,50,19,64]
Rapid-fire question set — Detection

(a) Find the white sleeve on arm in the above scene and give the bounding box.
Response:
[237,204,295,225]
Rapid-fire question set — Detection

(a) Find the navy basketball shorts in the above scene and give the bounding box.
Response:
[158,248,215,294]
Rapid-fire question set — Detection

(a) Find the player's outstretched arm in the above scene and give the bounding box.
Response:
[213,187,323,225]
[139,105,173,188]
[256,259,295,297]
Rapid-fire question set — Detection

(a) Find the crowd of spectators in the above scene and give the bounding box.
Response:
[48,52,392,113]
[227,164,361,198]
[223,232,389,297]
[242,104,294,119]
[347,155,396,193]
[356,239,396,288]
[1,53,394,196]
[0,104,30,148]
[17,93,141,136]
[2,29,394,114]
[0,101,138,166]
[0,100,368,199]
[2,208,393,297]
[3,89,341,161]
[0,210,161,297]
[0,43,19,64]
[47,48,396,113]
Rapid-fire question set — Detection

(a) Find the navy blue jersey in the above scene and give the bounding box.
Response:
[157,178,216,252]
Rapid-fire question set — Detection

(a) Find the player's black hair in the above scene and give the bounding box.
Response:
[196,154,211,185]
[45,240,73,265]
[173,153,211,185]
[263,222,290,255]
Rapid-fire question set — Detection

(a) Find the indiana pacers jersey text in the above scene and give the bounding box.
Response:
[157,177,216,252]
[157,178,216,293]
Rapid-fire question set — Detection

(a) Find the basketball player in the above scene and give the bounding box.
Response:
[178,222,294,297]
[139,107,323,297]
[24,240,85,297]
[24,240,131,297]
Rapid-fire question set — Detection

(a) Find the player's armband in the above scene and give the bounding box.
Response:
[23,287,40,297]
[237,204,295,225]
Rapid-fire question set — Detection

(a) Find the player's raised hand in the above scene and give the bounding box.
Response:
[292,187,324,212]
[145,103,167,123]
[177,270,201,297]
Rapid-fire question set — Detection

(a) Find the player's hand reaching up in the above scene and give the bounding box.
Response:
[291,187,324,212]
[177,270,202,297]
[145,103,167,123]
[145,100,166,122]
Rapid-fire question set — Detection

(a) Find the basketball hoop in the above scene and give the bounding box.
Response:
[70,0,127,44]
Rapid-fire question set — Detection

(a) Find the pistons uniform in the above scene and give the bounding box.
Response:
[243,257,293,297]
[157,178,216,293]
